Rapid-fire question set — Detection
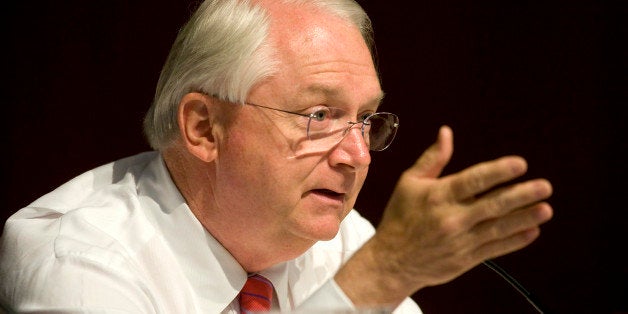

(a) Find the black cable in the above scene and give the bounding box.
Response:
[483,259,552,314]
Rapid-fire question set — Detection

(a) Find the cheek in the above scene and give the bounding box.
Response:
[214,126,307,213]
[217,133,270,198]
[346,167,368,209]
[353,166,369,192]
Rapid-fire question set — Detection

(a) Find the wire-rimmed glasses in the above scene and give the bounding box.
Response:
[244,102,399,151]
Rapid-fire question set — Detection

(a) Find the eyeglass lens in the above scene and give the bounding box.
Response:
[306,110,398,151]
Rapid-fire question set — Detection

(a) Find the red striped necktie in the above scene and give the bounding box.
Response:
[239,274,274,313]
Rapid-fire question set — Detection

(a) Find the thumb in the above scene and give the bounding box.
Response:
[409,125,454,178]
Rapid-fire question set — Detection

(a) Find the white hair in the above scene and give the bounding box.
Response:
[143,0,375,150]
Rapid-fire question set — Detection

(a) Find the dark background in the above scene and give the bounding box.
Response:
[3,1,626,313]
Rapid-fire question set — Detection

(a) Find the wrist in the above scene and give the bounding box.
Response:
[334,236,421,308]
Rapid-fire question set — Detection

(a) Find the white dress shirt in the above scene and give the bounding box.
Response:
[0,151,421,313]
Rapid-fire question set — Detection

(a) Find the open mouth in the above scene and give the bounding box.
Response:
[311,189,345,200]
[313,189,341,196]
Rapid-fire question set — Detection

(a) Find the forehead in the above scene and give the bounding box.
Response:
[258,2,382,106]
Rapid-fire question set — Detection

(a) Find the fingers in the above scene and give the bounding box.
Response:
[409,125,454,179]
[447,155,528,201]
[470,202,553,261]
[473,228,542,263]
[472,202,553,242]
[467,178,553,225]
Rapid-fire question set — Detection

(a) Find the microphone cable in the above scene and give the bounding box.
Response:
[483,259,552,313]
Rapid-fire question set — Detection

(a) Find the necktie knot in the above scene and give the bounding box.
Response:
[239,274,274,313]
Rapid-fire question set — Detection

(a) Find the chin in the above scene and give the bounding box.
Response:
[292,216,343,242]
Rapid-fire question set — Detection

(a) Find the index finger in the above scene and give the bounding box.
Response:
[447,156,528,201]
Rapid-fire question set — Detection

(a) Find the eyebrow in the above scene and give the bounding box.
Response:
[303,84,386,107]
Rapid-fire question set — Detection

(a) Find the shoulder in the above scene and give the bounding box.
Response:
[28,151,159,211]
[1,151,164,280]
[0,151,184,311]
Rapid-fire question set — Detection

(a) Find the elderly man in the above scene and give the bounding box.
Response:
[0,0,553,313]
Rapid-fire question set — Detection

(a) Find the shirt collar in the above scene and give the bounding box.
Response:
[138,153,248,313]
[136,153,343,312]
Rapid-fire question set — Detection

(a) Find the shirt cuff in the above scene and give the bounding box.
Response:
[296,279,423,314]
[296,279,355,311]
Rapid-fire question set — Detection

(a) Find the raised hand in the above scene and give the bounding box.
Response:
[336,125,554,307]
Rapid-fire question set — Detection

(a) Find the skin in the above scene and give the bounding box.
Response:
[163,0,554,309]
[163,2,380,273]
[335,126,553,307]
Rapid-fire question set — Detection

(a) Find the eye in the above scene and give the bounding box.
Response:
[310,108,331,122]
[359,112,374,123]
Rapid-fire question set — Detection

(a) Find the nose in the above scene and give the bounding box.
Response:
[328,124,371,171]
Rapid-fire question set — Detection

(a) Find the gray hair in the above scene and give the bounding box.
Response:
[143,0,375,150]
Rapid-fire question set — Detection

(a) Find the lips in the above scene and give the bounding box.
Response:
[312,189,342,197]
[309,189,345,202]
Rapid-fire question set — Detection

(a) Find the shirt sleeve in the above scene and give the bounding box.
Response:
[296,279,422,313]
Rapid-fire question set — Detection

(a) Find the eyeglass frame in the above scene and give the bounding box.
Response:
[241,101,399,151]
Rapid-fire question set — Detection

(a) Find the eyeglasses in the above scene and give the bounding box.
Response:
[244,102,399,151]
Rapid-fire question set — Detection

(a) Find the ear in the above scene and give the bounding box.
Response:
[177,92,219,162]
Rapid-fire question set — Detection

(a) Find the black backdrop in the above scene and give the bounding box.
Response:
[3,1,627,313]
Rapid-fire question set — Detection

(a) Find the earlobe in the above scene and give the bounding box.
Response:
[177,92,218,162]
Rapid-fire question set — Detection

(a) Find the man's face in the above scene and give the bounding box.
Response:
[210,6,382,255]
